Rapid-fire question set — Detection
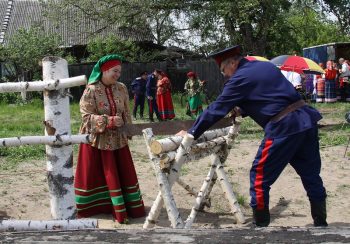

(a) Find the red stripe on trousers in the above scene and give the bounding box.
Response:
[254,139,273,210]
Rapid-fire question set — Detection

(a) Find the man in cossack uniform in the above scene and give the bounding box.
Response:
[131,71,147,119]
[146,70,162,122]
[177,45,327,227]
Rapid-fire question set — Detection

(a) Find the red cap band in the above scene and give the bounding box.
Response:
[101,60,121,72]
[187,71,196,78]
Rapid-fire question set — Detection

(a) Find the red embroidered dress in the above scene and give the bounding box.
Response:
[74,81,145,223]
[156,77,175,119]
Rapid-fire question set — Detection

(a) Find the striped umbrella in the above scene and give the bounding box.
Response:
[245,56,269,61]
[270,55,325,74]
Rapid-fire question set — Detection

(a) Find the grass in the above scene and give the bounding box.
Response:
[0,95,349,169]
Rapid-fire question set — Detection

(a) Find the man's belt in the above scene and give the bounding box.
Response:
[270,100,306,123]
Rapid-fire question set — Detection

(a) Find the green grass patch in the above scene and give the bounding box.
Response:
[0,97,349,168]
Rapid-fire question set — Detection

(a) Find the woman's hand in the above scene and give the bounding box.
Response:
[113,115,124,127]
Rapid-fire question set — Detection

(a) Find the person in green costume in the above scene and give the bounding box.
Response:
[184,71,204,119]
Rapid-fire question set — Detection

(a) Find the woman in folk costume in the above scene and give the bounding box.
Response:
[156,70,175,120]
[184,71,204,118]
[315,63,325,103]
[74,54,145,224]
[324,60,337,103]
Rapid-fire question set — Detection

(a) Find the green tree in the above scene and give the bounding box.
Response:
[286,0,350,54]
[86,34,160,62]
[319,0,350,35]
[0,26,62,81]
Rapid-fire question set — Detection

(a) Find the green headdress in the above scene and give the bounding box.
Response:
[88,54,125,84]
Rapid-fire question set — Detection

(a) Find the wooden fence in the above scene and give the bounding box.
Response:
[68,59,223,101]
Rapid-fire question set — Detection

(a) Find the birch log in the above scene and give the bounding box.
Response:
[225,122,240,146]
[199,172,217,211]
[42,57,75,219]
[144,134,194,229]
[150,127,230,155]
[215,160,246,224]
[0,134,90,147]
[158,144,223,169]
[191,137,227,152]
[0,75,86,93]
[0,219,97,232]
[185,161,218,228]
[142,128,184,229]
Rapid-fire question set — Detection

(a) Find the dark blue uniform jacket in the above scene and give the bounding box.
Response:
[188,58,322,140]
[146,74,157,97]
[131,77,146,96]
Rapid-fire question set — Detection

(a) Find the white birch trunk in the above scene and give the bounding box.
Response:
[0,134,90,147]
[0,75,86,93]
[142,128,184,229]
[185,159,218,228]
[215,158,246,224]
[150,127,230,155]
[0,219,97,232]
[42,57,75,219]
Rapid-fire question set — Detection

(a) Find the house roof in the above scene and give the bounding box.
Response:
[0,0,154,46]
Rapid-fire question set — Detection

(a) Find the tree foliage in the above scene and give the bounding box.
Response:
[31,0,350,61]
[0,26,62,81]
[318,0,350,35]
[87,34,157,62]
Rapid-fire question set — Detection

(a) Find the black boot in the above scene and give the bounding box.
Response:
[253,207,270,227]
[310,200,328,227]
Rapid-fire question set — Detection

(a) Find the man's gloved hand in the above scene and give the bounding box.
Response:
[147,96,153,100]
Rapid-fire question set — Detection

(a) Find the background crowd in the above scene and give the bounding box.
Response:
[284,58,350,103]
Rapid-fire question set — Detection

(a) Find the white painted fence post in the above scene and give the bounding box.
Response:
[42,57,75,219]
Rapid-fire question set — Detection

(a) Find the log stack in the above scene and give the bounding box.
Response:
[142,122,245,229]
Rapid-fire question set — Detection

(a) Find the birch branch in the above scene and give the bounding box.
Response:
[216,162,246,224]
[158,145,223,170]
[0,75,86,93]
[0,219,98,232]
[185,161,218,228]
[0,134,90,147]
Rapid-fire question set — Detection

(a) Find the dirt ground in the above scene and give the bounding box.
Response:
[0,127,349,230]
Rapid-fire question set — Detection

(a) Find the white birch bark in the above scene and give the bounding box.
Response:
[0,219,97,232]
[191,137,227,152]
[142,128,184,229]
[0,134,90,147]
[185,159,218,228]
[42,57,75,219]
[225,122,240,146]
[145,134,194,228]
[199,172,217,211]
[0,75,86,93]
[158,144,223,169]
[150,127,230,155]
[215,159,246,224]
